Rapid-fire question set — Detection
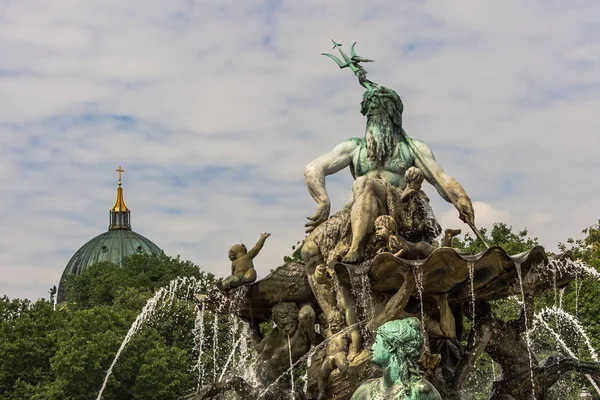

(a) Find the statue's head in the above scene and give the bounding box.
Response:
[272,302,299,336]
[405,167,424,189]
[300,240,323,268]
[327,310,345,334]
[361,87,404,165]
[371,318,423,368]
[229,244,247,261]
[375,215,397,242]
[360,87,403,124]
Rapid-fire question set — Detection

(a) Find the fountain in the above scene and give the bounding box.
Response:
[99,40,600,400]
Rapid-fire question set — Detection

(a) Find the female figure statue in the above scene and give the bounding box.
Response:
[351,318,441,400]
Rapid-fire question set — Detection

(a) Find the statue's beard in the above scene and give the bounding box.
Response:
[366,112,397,166]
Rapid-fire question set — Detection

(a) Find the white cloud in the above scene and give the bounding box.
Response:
[1,0,600,300]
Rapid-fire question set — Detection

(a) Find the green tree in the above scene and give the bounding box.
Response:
[0,254,216,400]
[0,297,64,400]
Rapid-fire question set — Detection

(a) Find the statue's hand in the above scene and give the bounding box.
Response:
[457,197,475,227]
[261,232,271,240]
[305,201,331,233]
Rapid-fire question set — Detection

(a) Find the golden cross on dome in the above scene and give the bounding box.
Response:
[116,166,124,186]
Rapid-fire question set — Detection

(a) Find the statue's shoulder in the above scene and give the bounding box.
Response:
[350,378,379,400]
[410,378,442,400]
[344,137,366,147]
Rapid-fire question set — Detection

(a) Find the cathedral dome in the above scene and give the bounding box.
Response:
[57,166,162,302]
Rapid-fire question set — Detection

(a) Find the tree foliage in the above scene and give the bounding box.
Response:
[0,254,213,400]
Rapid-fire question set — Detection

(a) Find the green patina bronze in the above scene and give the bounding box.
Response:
[351,318,441,400]
[322,40,487,247]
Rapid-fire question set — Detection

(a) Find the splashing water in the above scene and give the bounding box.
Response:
[97,276,207,400]
[219,336,244,382]
[467,262,476,327]
[538,307,598,362]
[258,320,366,399]
[348,268,375,337]
[192,302,207,389]
[533,313,600,395]
[413,265,427,340]
[515,263,536,399]
[288,335,295,399]
[558,287,566,310]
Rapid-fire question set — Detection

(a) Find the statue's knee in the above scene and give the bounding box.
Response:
[352,175,370,193]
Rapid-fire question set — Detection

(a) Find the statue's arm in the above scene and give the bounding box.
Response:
[247,233,270,259]
[412,140,475,226]
[304,139,360,232]
[452,320,493,392]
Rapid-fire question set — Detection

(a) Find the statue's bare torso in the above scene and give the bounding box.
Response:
[344,137,416,188]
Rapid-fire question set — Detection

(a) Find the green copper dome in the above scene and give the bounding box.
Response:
[57,166,163,303]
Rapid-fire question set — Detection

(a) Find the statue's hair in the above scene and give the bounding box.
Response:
[378,317,423,363]
[272,302,299,320]
[361,87,404,166]
[360,86,403,126]
[229,244,247,254]
[375,215,397,234]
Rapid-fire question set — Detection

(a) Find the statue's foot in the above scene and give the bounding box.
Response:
[342,249,363,263]
[347,349,358,362]
[444,228,461,237]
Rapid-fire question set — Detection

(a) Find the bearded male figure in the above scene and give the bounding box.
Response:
[305,48,475,263]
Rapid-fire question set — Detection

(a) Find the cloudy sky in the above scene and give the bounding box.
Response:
[1,0,599,301]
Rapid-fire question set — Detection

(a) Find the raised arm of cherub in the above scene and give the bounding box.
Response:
[247,232,271,259]
[304,139,360,233]
[412,139,475,227]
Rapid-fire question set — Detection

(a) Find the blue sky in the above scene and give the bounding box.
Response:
[1,0,600,300]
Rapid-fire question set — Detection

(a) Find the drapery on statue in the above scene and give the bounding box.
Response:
[218,232,270,290]
[351,318,442,400]
[304,41,477,263]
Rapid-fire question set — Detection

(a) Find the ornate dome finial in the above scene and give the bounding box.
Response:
[109,165,130,230]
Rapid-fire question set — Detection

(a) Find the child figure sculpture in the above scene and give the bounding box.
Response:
[218,232,270,290]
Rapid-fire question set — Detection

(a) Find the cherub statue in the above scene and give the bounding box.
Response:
[351,318,442,400]
[317,312,350,400]
[218,232,270,290]
[301,240,362,361]
[374,215,436,260]
[375,215,461,259]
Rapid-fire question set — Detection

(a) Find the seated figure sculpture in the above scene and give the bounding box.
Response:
[317,312,350,400]
[351,317,442,400]
[374,215,462,259]
[301,240,361,361]
[304,64,475,263]
[255,302,318,385]
[219,232,270,290]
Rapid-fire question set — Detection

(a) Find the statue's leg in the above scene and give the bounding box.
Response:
[343,176,386,263]
[435,293,456,339]
[221,274,244,290]
[334,351,348,372]
[317,357,335,400]
[242,268,257,284]
[336,283,361,361]
[369,273,416,333]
